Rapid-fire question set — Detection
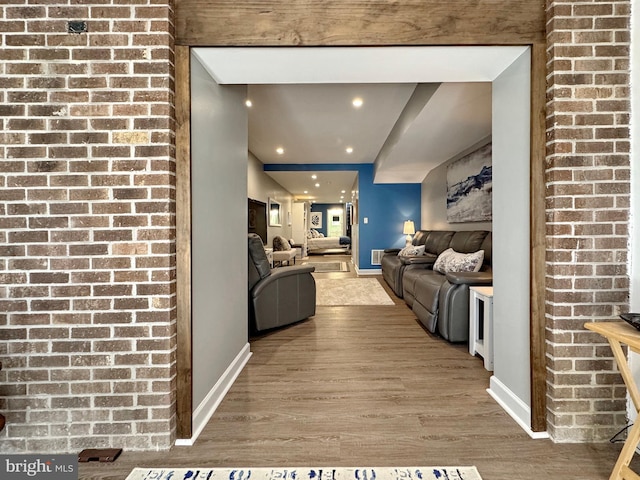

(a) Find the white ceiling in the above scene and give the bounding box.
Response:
[193,47,528,203]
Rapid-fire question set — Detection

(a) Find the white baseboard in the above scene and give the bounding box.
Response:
[487,375,549,440]
[356,267,382,275]
[174,343,252,447]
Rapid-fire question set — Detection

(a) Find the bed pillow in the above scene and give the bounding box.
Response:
[433,248,484,274]
[398,245,425,257]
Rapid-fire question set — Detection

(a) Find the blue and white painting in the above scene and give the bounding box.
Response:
[446,143,492,223]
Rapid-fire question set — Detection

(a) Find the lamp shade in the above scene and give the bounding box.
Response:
[403,220,415,235]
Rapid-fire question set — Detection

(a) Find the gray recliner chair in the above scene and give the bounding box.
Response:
[248,233,316,332]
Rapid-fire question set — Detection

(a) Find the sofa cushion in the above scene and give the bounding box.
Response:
[433,248,484,274]
[398,245,425,257]
[449,230,489,254]
[273,235,292,251]
[423,231,455,255]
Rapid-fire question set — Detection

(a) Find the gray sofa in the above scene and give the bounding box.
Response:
[248,233,316,332]
[381,230,492,342]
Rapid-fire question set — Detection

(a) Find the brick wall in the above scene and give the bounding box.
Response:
[545,0,631,441]
[0,2,176,452]
[0,0,634,453]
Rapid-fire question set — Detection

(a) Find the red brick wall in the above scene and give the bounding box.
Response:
[0,0,633,452]
[0,2,176,452]
[545,0,631,441]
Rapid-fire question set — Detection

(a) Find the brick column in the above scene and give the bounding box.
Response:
[545,0,631,441]
[0,3,176,452]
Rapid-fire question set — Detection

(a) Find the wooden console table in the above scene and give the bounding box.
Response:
[584,321,640,480]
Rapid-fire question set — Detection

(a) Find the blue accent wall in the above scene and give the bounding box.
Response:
[264,163,421,270]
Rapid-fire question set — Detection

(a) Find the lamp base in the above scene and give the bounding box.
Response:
[405,235,413,247]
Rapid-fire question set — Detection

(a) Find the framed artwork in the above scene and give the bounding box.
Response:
[446,143,492,223]
[268,198,282,226]
[310,212,323,229]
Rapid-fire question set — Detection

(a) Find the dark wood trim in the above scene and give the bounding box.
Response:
[175,45,193,440]
[176,0,545,46]
[529,42,547,432]
[173,1,548,436]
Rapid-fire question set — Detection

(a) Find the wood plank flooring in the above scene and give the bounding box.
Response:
[80,255,632,480]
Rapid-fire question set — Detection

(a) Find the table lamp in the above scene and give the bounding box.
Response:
[403,220,415,246]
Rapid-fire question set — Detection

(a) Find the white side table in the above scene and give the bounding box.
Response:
[469,286,494,371]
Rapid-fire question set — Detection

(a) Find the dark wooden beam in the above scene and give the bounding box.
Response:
[530,42,547,433]
[175,45,193,440]
[176,0,545,46]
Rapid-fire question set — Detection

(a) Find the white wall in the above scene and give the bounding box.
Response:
[190,55,249,409]
[248,151,293,245]
[489,48,533,430]
[421,135,492,231]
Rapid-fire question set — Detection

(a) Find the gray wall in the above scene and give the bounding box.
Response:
[248,151,293,245]
[191,55,249,408]
[420,136,492,232]
[491,49,532,425]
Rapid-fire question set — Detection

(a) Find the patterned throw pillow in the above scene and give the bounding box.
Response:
[433,248,484,274]
[273,235,292,251]
[398,245,425,257]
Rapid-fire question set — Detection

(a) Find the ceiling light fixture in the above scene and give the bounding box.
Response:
[315,183,320,187]
[276,147,284,155]
[245,99,252,107]
[346,147,353,154]
[352,97,363,108]
[311,174,317,179]
[341,190,346,193]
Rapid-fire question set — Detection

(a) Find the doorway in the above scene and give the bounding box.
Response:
[327,208,344,238]
[178,44,544,442]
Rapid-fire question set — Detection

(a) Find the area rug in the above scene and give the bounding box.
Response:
[315,278,395,306]
[304,261,349,273]
[126,466,482,480]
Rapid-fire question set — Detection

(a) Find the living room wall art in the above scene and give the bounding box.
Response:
[310,212,323,229]
[446,143,492,223]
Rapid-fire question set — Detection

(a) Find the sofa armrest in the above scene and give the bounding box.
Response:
[269,265,315,279]
[445,271,493,286]
[252,265,315,297]
[384,248,401,255]
[400,253,437,266]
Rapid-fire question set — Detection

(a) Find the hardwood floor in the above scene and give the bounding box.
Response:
[80,255,630,479]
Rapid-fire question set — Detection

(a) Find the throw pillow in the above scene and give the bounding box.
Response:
[398,245,425,257]
[433,248,484,274]
[273,235,292,251]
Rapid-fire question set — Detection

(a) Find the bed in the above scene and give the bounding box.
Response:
[306,234,351,252]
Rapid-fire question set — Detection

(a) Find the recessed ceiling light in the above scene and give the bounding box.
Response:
[311,174,317,179]
[276,147,284,155]
[341,190,346,193]
[245,99,252,107]
[303,190,308,194]
[346,147,353,154]
[352,97,363,108]
[315,183,320,187]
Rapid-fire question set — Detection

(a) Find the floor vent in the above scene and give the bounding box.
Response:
[371,249,384,265]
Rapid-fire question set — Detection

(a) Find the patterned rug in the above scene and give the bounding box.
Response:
[304,261,349,272]
[315,278,395,306]
[126,466,482,480]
